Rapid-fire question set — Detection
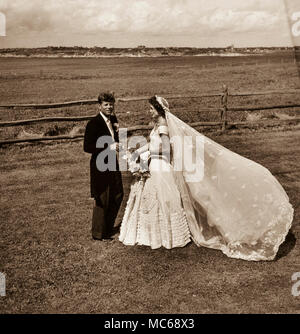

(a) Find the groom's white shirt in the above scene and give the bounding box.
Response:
[100,112,115,142]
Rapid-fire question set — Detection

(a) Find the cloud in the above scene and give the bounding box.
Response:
[0,0,284,33]
[201,9,280,33]
[0,0,292,46]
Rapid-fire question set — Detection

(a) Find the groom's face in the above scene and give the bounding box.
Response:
[99,101,114,117]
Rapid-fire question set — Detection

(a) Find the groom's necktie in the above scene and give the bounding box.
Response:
[106,116,116,142]
[100,112,115,141]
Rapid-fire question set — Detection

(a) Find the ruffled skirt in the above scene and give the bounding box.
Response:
[119,158,191,249]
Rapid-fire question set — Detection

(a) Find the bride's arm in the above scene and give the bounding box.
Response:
[129,142,149,161]
[157,118,171,160]
[136,143,149,154]
[159,134,171,160]
[130,143,149,154]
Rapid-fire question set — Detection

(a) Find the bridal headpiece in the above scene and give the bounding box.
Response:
[155,95,170,113]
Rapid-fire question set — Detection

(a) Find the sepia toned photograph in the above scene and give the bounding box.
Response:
[0,0,299,319]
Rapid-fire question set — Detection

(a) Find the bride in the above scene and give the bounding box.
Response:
[119,95,294,261]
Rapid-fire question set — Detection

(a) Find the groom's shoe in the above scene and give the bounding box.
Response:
[92,235,114,241]
[92,236,102,241]
[103,237,114,241]
[101,233,114,241]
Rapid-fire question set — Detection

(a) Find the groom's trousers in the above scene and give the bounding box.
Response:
[92,172,123,239]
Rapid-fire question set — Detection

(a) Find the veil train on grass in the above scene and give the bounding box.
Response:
[166,110,294,261]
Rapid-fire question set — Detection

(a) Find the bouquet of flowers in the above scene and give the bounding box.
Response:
[122,149,151,181]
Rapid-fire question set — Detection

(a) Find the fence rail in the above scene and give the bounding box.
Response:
[0,89,300,110]
[229,103,300,112]
[1,118,299,146]
[2,103,300,128]
[0,115,94,127]
[0,87,299,146]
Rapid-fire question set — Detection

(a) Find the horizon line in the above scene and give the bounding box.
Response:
[0,45,297,50]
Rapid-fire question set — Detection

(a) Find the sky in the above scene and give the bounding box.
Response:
[0,0,299,48]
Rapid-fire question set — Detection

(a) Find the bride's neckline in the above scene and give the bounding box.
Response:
[153,116,165,128]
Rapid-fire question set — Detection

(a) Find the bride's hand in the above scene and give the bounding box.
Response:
[128,147,136,154]
[130,150,139,161]
[110,142,122,152]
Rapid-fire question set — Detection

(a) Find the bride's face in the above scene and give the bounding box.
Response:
[149,105,159,119]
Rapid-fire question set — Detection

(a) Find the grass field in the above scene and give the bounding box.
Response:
[0,55,299,314]
[1,55,300,141]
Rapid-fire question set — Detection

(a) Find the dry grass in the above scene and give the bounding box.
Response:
[0,128,299,314]
[0,56,299,314]
[1,56,300,142]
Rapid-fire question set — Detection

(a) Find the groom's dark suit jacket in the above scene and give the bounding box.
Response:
[83,113,122,198]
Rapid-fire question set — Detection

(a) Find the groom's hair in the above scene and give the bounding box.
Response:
[98,91,115,104]
[149,95,165,116]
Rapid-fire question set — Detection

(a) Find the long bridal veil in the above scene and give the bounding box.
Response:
[165,111,294,261]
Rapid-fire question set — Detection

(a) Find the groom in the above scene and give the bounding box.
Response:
[83,91,123,240]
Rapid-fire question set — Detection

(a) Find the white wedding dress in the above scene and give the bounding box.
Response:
[119,125,191,249]
[119,111,294,261]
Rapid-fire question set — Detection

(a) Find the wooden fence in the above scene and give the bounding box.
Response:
[0,87,300,146]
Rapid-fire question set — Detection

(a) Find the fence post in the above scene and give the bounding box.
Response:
[220,84,228,131]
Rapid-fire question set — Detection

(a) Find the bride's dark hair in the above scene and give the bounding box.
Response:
[149,95,165,116]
